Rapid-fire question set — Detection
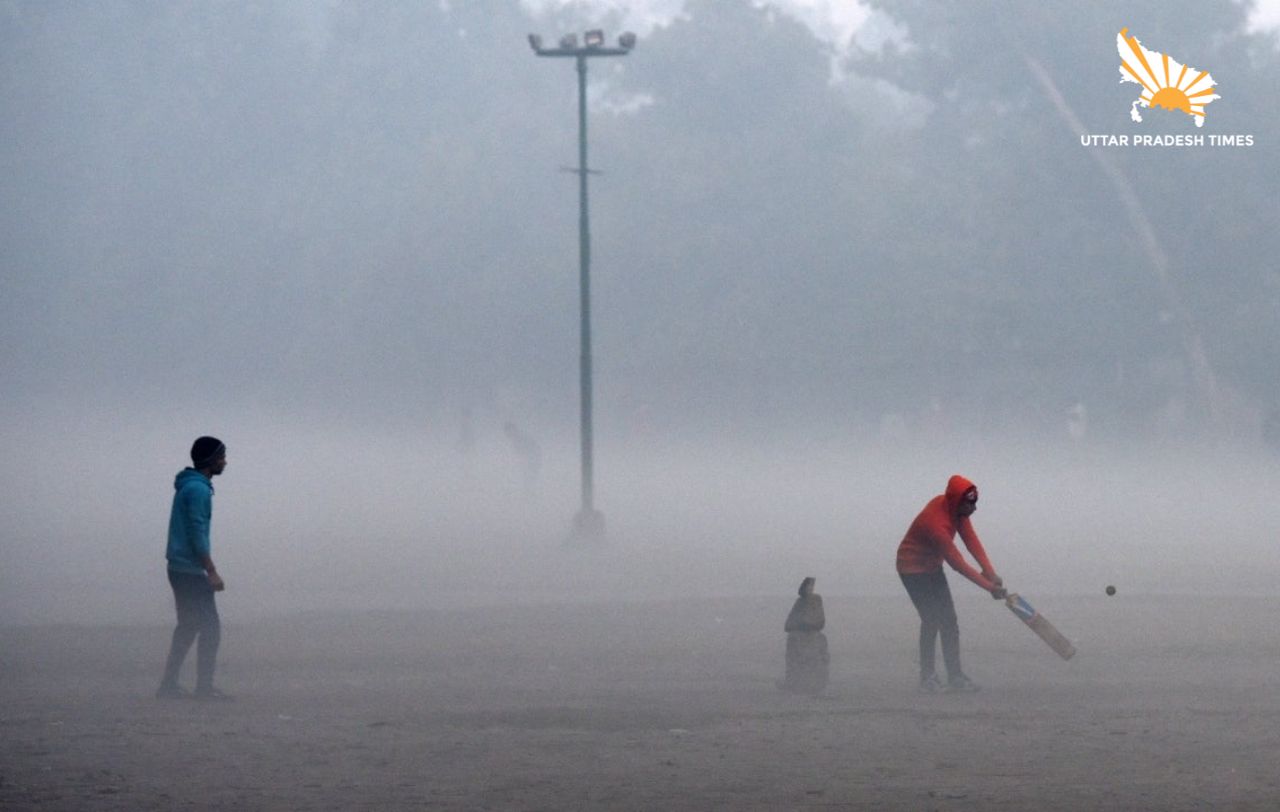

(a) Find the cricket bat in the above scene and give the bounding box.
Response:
[1005,593,1076,660]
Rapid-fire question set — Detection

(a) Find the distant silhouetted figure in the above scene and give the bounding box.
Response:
[1066,400,1088,441]
[456,405,477,457]
[778,577,829,695]
[503,421,542,494]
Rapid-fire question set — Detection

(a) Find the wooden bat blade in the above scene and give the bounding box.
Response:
[1006,594,1076,660]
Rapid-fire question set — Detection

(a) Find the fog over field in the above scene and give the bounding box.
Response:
[2,0,1279,627]
[4,412,1279,624]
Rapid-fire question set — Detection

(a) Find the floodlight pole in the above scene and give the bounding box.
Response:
[530,32,634,545]
[573,52,597,539]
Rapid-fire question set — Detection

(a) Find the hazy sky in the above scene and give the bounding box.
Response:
[2,0,1276,625]
[523,0,1280,41]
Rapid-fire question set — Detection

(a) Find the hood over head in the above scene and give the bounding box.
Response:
[944,474,977,510]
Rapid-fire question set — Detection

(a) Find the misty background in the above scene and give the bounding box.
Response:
[2,0,1278,624]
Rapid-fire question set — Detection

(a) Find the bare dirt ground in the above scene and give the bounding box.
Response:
[3,593,1280,810]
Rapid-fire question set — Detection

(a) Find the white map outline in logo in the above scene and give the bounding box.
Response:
[1117,27,1219,127]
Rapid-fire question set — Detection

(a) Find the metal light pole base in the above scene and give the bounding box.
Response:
[567,508,606,547]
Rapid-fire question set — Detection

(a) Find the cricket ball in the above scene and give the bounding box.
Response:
[1105,585,1116,596]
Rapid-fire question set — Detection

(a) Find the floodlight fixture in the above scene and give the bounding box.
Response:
[584,29,605,48]
[618,31,636,50]
[559,32,578,49]
[527,33,542,51]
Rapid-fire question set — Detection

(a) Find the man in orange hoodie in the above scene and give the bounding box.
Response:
[897,475,1007,693]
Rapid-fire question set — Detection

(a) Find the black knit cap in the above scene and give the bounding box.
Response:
[190,436,226,468]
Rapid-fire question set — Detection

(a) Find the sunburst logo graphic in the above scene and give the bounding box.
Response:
[1117,27,1218,127]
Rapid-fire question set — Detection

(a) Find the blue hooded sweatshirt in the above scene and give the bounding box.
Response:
[166,468,214,574]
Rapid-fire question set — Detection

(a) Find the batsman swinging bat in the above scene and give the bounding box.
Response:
[1005,593,1076,660]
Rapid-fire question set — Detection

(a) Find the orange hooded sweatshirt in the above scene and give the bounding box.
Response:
[895,475,998,591]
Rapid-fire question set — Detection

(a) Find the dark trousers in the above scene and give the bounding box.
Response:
[900,570,962,680]
[160,570,220,690]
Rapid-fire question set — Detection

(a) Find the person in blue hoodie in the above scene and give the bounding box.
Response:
[157,436,230,700]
